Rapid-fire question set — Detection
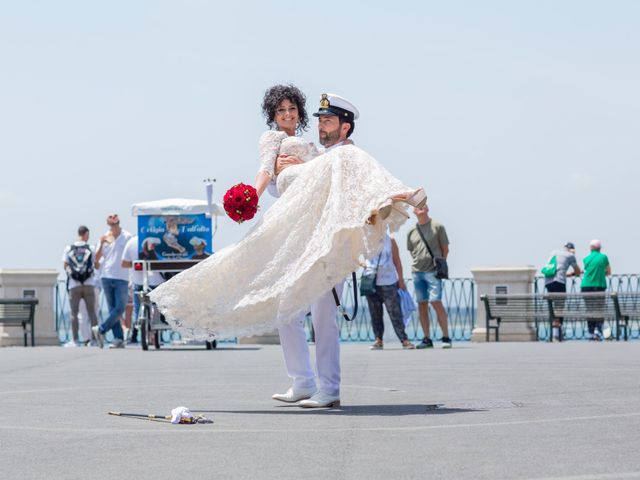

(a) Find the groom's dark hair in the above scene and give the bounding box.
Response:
[262,84,309,134]
[339,118,355,138]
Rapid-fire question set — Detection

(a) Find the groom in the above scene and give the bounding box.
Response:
[271,93,360,408]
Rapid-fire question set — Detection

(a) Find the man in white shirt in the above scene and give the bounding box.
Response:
[271,93,359,408]
[121,235,164,344]
[62,225,98,346]
[92,213,132,348]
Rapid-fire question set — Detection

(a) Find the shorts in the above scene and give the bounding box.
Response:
[412,271,443,303]
[545,281,567,293]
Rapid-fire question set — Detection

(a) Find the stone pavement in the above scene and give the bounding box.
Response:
[2,341,640,480]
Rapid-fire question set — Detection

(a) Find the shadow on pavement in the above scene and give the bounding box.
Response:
[197,404,482,416]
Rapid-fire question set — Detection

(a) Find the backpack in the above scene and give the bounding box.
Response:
[541,255,557,278]
[66,244,94,284]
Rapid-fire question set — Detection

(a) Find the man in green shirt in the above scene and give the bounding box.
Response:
[581,239,611,340]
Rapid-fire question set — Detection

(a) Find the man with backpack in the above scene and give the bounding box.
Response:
[62,225,99,346]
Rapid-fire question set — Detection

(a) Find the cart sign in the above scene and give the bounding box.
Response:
[137,214,212,261]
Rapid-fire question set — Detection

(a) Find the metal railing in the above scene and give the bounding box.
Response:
[55,274,640,344]
[534,274,640,340]
[307,277,476,342]
[55,281,183,344]
[55,277,476,344]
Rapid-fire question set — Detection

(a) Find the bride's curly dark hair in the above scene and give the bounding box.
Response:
[262,84,309,133]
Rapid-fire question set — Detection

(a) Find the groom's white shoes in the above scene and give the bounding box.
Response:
[272,386,316,403]
[299,391,341,408]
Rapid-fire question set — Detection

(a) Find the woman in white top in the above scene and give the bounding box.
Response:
[150,85,424,339]
[363,233,415,349]
[254,84,316,197]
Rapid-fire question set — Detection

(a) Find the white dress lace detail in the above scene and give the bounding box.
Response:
[150,143,414,340]
[258,130,321,192]
[257,130,288,178]
[276,136,321,193]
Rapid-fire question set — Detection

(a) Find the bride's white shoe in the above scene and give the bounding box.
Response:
[377,187,427,220]
[398,187,427,209]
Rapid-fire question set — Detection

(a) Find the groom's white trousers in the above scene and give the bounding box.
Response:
[278,282,344,397]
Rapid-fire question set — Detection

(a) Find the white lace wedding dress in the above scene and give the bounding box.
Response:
[149,131,414,339]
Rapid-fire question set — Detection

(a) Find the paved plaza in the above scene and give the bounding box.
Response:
[2,341,640,480]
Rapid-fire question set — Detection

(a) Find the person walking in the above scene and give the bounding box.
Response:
[62,225,99,346]
[364,233,414,350]
[407,203,451,349]
[581,239,611,340]
[92,214,132,348]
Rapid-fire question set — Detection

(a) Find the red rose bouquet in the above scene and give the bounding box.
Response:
[223,183,259,223]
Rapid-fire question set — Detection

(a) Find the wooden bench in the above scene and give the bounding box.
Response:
[482,292,628,342]
[481,294,550,342]
[546,292,620,341]
[0,298,38,346]
[611,292,638,341]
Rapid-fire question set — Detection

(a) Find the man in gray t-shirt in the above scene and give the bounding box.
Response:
[544,242,581,292]
[407,204,451,349]
[544,242,581,340]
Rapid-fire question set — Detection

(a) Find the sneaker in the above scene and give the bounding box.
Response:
[91,326,105,348]
[402,341,415,350]
[63,340,80,348]
[369,340,383,350]
[441,337,452,349]
[109,339,125,349]
[416,338,433,349]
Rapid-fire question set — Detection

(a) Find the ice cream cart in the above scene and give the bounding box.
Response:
[131,197,223,350]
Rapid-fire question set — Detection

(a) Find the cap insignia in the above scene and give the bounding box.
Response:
[319,94,330,109]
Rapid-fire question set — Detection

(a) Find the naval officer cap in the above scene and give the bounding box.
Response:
[313,93,360,123]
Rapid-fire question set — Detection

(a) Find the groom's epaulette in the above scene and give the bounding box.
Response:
[313,93,359,123]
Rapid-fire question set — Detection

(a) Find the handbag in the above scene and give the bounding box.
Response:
[415,223,449,280]
[359,253,382,296]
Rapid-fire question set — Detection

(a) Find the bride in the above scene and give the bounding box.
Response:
[149,85,425,339]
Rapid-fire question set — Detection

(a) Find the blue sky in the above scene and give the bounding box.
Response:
[1,1,639,276]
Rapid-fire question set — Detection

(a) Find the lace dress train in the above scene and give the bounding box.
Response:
[149,144,413,339]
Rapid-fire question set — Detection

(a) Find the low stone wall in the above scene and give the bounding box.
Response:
[0,269,59,346]
[471,266,538,342]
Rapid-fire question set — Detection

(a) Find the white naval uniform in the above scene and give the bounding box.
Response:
[278,282,344,396]
[272,140,349,397]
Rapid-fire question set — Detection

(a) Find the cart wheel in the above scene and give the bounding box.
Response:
[140,307,149,351]
[154,331,161,350]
